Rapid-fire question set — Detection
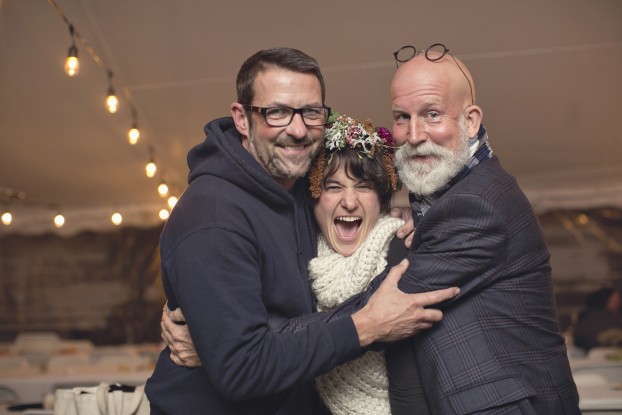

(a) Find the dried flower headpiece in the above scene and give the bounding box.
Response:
[324,112,394,165]
[309,112,400,198]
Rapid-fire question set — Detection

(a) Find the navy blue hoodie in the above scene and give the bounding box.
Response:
[146,117,361,414]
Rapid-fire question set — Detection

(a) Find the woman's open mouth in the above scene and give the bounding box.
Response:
[334,216,362,240]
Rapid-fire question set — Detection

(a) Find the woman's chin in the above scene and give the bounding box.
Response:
[332,238,361,257]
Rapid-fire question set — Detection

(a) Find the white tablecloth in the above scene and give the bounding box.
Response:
[0,404,52,415]
[579,385,622,412]
[0,370,151,404]
[572,359,622,413]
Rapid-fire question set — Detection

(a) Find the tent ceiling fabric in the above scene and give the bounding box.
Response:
[1,0,621,235]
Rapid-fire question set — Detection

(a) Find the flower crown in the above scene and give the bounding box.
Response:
[308,112,399,198]
[324,112,394,165]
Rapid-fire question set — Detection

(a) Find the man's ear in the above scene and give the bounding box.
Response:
[464,104,483,138]
[231,103,250,137]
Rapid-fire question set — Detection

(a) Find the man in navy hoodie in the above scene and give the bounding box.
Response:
[145,48,458,414]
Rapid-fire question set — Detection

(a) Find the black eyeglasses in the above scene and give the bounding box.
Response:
[242,105,331,127]
[393,43,475,105]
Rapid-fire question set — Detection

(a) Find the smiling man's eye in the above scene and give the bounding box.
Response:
[425,111,442,122]
[393,113,410,124]
[266,107,292,119]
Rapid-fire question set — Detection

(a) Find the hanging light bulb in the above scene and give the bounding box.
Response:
[128,124,140,145]
[146,160,157,178]
[111,211,123,226]
[106,87,118,113]
[146,146,157,178]
[64,24,79,77]
[105,70,118,113]
[159,208,170,221]
[167,196,178,210]
[128,106,140,144]
[54,213,65,228]
[158,181,169,197]
[1,211,12,226]
[65,46,79,77]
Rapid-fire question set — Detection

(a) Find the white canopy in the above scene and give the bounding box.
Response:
[1,0,621,235]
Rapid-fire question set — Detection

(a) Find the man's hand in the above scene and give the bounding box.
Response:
[351,259,459,347]
[161,303,202,367]
[390,207,414,249]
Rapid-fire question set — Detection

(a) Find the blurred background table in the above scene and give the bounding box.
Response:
[570,347,622,414]
[0,334,160,408]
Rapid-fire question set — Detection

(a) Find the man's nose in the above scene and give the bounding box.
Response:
[285,113,309,139]
[407,117,427,145]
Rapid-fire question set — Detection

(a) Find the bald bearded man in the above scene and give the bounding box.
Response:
[386,44,580,414]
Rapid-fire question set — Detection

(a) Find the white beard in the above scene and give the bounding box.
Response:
[395,123,472,196]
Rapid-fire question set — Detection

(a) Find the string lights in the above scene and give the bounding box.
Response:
[0,195,176,230]
[1,210,11,226]
[167,196,178,210]
[111,211,123,226]
[0,1,182,231]
[64,24,79,77]
[128,106,141,145]
[105,70,119,114]
[53,209,65,228]
[145,145,157,178]
[158,209,170,221]
[1,188,22,227]
[157,180,169,197]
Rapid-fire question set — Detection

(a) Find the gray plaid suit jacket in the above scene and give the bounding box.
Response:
[396,156,580,414]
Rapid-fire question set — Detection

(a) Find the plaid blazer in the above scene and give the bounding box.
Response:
[396,156,580,414]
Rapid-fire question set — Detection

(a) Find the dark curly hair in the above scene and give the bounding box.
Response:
[308,146,397,213]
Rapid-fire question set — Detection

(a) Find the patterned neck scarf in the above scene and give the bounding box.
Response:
[409,123,492,224]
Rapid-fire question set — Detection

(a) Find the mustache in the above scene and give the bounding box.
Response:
[398,141,453,158]
[274,133,317,147]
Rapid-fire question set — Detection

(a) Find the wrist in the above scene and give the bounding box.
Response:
[351,310,376,347]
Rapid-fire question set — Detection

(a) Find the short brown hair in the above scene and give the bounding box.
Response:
[236,48,325,105]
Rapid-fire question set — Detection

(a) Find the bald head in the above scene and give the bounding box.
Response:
[391,52,475,108]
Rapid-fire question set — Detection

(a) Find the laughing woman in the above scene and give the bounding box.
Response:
[305,113,423,415]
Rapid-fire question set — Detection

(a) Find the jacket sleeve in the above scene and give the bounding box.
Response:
[398,192,508,299]
[162,226,361,401]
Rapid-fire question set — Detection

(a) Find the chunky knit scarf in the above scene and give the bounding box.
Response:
[309,215,404,415]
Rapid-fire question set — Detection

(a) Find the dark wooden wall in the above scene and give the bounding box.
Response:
[0,208,620,344]
[0,226,165,344]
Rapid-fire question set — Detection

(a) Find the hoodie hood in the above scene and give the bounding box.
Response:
[187,117,295,207]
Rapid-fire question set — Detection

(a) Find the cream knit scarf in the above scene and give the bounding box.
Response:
[310,215,404,415]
